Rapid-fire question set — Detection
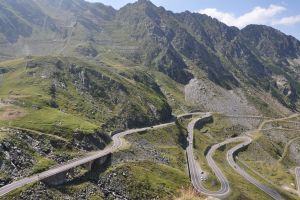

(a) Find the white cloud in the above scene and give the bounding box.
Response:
[198,5,286,28]
[273,15,300,25]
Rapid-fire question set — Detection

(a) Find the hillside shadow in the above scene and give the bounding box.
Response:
[47,154,112,192]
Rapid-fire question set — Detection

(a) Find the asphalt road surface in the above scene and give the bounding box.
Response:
[186,113,231,199]
[0,111,206,197]
[226,136,283,200]
[0,112,296,199]
[187,114,285,200]
[0,121,176,197]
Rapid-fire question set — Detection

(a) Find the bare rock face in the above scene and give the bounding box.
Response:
[289,141,300,165]
[272,75,294,99]
[185,78,259,116]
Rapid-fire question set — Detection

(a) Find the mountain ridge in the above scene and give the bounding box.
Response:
[0,0,300,112]
[1,1,300,199]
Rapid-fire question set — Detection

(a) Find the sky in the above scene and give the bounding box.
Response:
[86,0,300,40]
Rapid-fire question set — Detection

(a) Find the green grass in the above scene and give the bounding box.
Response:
[0,60,51,107]
[88,194,104,200]
[59,182,105,199]
[240,130,297,186]
[133,162,189,190]
[126,124,187,170]
[191,115,298,199]
[201,114,238,140]
[105,162,190,200]
[213,143,272,200]
[237,160,299,200]
[0,56,173,134]
[152,71,192,114]
[31,156,56,174]
[0,108,98,139]
[0,58,101,138]
[0,171,10,181]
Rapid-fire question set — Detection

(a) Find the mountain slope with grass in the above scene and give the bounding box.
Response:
[1,0,300,199]
[0,0,300,113]
[0,56,172,134]
[0,55,174,189]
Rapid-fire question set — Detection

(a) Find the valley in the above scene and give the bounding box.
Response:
[0,0,300,199]
[1,112,300,199]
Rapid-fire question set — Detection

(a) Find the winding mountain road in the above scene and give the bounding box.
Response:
[186,113,231,199]
[0,121,176,197]
[226,136,283,200]
[223,114,299,199]
[0,112,299,199]
[0,111,206,197]
[186,114,290,199]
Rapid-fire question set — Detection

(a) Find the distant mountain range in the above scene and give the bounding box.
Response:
[0,0,300,113]
[0,0,300,114]
[1,1,300,199]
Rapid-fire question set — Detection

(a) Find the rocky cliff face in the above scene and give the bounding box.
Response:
[241,25,300,61]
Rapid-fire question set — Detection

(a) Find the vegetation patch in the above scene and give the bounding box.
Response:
[0,108,98,139]
[125,124,188,170]
[101,162,190,200]
[31,157,56,174]
[213,143,272,200]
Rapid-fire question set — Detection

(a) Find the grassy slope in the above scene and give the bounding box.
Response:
[0,57,99,137]
[100,123,190,199]
[125,124,188,170]
[237,117,300,199]
[3,115,300,199]
[1,56,298,199]
[0,56,174,137]
[104,162,189,200]
[0,56,190,198]
[192,115,298,199]
[0,108,98,138]
[152,71,193,115]
[2,124,190,200]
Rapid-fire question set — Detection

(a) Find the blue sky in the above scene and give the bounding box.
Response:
[87,0,300,40]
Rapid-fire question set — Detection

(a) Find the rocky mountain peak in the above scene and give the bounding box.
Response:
[135,0,155,7]
[241,24,300,60]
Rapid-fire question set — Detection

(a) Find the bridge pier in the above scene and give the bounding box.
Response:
[42,171,67,186]
[41,154,112,186]
[84,161,94,171]
[90,154,111,171]
[82,155,111,172]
